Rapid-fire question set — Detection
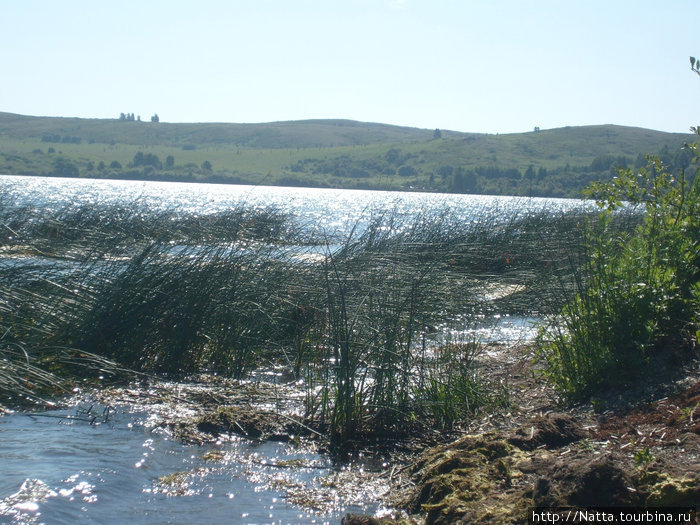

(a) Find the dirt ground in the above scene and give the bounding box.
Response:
[344,344,700,524]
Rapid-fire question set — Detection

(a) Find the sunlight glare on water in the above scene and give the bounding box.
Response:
[0,175,583,238]
[0,403,379,524]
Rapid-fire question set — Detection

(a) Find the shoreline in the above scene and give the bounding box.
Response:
[4,343,697,524]
[348,345,700,524]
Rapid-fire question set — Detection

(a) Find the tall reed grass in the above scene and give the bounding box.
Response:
[1,194,590,442]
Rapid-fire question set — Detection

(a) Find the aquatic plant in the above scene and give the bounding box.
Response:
[55,206,300,376]
[297,207,582,445]
[2,195,590,441]
[0,340,127,407]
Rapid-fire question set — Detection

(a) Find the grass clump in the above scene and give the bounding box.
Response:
[419,342,497,428]
[301,208,561,446]
[538,146,700,401]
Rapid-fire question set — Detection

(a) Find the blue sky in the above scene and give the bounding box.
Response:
[1,0,699,134]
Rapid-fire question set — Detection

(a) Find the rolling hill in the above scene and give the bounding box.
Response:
[0,112,694,197]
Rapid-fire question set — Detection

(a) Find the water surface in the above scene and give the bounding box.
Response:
[0,174,584,235]
[0,402,381,524]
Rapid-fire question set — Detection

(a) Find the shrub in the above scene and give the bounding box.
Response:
[397,165,417,177]
[538,147,700,400]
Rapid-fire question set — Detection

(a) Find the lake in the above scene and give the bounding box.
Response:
[0,174,589,524]
[0,174,582,234]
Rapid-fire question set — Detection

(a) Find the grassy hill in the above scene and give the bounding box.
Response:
[0,112,461,148]
[0,112,694,197]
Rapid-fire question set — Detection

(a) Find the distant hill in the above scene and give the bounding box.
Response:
[0,112,694,198]
[0,112,465,148]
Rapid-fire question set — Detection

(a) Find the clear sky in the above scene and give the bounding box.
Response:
[1,0,699,134]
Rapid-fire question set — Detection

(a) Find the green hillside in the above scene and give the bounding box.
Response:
[0,112,458,148]
[0,112,694,197]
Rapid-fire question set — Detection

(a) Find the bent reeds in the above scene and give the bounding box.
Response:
[2,195,595,442]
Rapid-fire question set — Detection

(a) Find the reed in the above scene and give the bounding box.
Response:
[0,343,68,405]
[296,206,587,445]
[0,341,127,407]
[2,194,594,442]
[55,206,300,376]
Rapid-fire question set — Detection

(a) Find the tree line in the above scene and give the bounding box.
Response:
[283,142,696,198]
[119,113,160,122]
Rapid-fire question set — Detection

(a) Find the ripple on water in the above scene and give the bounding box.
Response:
[0,405,384,524]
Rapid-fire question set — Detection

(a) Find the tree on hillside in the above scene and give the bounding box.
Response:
[437,165,454,178]
[151,114,160,123]
[451,167,477,193]
[433,128,442,139]
[385,148,401,165]
[52,157,79,177]
[397,165,417,177]
[524,165,536,181]
[132,152,161,169]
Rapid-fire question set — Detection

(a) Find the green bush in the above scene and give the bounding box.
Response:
[538,146,700,400]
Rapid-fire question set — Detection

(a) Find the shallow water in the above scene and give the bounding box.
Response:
[442,313,540,343]
[0,403,383,524]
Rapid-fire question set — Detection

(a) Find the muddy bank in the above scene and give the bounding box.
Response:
[344,347,700,524]
[387,407,698,524]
